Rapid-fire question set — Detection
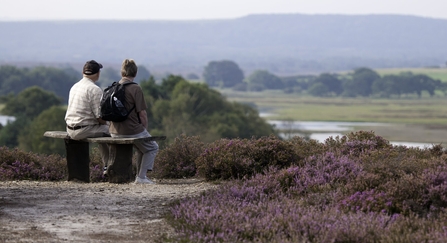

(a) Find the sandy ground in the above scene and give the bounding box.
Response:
[0,179,215,243]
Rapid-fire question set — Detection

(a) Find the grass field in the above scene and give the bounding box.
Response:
[220,67,447,126]
[220,89,447,144]
[221,90,447,125]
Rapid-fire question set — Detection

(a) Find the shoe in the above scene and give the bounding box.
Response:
[134,176,155,184]
[103,166,108,177]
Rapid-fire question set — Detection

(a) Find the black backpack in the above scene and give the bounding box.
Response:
[100,82,136,122]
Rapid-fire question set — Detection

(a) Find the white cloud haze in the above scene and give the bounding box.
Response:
[0,0,446,21]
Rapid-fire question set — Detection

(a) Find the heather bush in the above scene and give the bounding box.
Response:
[195,138,253,180]
[286,135,326,159]
[421,165,447,212]
[154,134,204,178]
[170,172,447,242]
[169,132,447,242]
[324,130,392,156]
[89,146,107,182]
[0,146,110,182]
[0,146,66,181]
[340,189,396,214]
[195,135,301,180]
[4,129,447,242]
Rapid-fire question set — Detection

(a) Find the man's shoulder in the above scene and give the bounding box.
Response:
[75,78,95,87]
[124,82,142,92]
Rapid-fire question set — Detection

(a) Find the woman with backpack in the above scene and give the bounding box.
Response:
[108,59,159,184]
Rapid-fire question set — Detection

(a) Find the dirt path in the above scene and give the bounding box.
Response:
[0,179,215,242]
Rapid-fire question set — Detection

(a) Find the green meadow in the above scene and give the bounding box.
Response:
[222,90,447,125]
[220,67,447,125]
[220,89,447,144]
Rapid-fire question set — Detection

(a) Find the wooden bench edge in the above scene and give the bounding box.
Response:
[44,131,166,144]
[43,131,70,139]
[87,136,166,144]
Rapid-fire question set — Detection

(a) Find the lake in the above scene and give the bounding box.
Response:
[0,115,15,126]
[268,120,434,149]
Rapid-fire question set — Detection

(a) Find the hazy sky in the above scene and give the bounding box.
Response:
[1,0,446,21]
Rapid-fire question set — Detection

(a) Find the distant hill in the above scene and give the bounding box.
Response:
[1,14,447,75]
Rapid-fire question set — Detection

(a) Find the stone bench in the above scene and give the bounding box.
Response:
[43,131,166,183]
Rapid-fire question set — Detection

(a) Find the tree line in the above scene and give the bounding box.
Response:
[0,65,153,103]
[0,73,275,156]
[203,61,446,98]
[0,62,445,155]
[1,63,444,103]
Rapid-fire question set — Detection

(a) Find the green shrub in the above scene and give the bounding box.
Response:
[154,134,205,178]
[196,135,299,181]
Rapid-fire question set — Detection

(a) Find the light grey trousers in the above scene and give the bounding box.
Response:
[111,130,159,179]
[66,124,110,167]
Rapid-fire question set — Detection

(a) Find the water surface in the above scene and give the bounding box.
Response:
[0,115,15,126]
[269,120,433,149]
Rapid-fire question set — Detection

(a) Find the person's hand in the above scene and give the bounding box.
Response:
[97,117,108,125]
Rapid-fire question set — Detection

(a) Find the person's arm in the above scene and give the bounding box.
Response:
[91,86,107,125]
[139,110,148,128]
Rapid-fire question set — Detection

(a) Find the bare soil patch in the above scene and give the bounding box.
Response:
[0,179,215,242]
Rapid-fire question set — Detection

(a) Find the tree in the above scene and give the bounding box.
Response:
[203,60,244,88]
[141,76,164,100]
[246,70,284,90]
[312,73,342,96]
[0,117,30,148]
[0,65,77,102]
[98,67,121,88]
[0,65,33,97]
[2,86,62,119]
[281,75,314,94]
[343,68,380,97]
[140,75,181,132]
[0,65,22,85]
[308,83,330,97]
[0,87,62,149]
[25,66,77,102]
[371,73,441,98]
[413,74,439,97]
[18,106,67,155]
[145,75,275,143]
[371,75,401,98]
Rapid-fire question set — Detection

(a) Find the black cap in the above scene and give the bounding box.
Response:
[83,60,103,75]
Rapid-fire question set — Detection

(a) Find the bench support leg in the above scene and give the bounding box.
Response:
[135,151,143,176]
[64,139,90,183]
[107,144,134,183]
